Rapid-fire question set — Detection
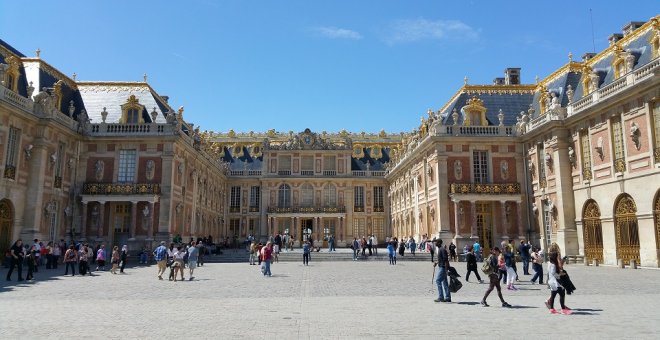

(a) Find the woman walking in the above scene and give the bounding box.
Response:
[64,245,77,276]
[25,246,37,281]
[504,246,518,290]
[173,245,185,281]
[110,246,120,274]
[6,239,25,281]
[481,247,511,308]
[545,251,571,314]
[530,246,544,284]
[119,245,128,274]
[465,247,483,283]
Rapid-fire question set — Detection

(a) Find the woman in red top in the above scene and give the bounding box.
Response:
[261,242,273,277]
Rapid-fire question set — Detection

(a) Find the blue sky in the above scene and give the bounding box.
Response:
[1,1,658,134]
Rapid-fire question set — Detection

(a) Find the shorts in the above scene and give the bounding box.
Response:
[188,260,197,269]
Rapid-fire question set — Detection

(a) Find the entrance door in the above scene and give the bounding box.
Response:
[0,199,14,251]
[582,200,604,263]
[323,219,335,248]
[301,219,313,243]
[615,195,640,264]
[476,202,493,250]
[112,203,130,248]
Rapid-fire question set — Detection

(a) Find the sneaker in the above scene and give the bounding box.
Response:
[561,308,573,315]
[511,286,519,291]
[158,276,163,280]
[544,300,552,310]
[444,299,452,303]
[530,280,536,284]
[480,300,489,307]
[550,309,559,314]
[433,298,445,303]
[502,302,512,308]
[189,277,194,281]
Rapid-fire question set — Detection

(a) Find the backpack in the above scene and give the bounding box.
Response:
[481,255,494,275]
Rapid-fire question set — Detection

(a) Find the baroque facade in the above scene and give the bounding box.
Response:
[1,15,660,264]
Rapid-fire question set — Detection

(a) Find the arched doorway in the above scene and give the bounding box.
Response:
[0,199,14,251]
[582,200,604,263]
[614,194,640,264]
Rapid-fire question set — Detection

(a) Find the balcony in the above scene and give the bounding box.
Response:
[267,206,346,214]
[229,170,262,177]
[82,182,161,195]
[449,182,521,195]
[89,123,173,136]
[437,125,515,137]
[351,170,386,177]
[373,206,385,212]
[229,206,240,213]
[0,86,33,112]
[277,170,291,176]
[322,170,337,176]
[300,170,314,176]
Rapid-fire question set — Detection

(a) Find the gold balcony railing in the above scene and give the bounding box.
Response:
[267,206,346,214]
[449,182,521,195]
[82,182,161,195]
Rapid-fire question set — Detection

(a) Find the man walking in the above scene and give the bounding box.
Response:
[518,239,531,275]
[352,238,359,261]
[328,235,335,252]
[187,241,199,280]
[6,239,24,281]
[153,241,168,280]
[473,240,481,262]
[303,241,311,266]
[434,239,451,303]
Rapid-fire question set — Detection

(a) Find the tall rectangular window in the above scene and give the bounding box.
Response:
[580,132,592,180]
[249,186,260,211]
[230,186,241,212]
[4,126,20,179]
[48,201,58,242]
[653,101,660,163]
[354,186,364,212]
[353,218,365,238]
[472,150,489,183]
[117,149,137,182]
[248,218,258,236]
[611,117,626,172]
[373,186,384,212]
[543,202,552,250]
[54,142,65,188]
[278,155,291,174]
[372,218,384,240]
[229,218,240,237]
[301,156,314,175]
[323,156,336,170]
[537,145,546,185]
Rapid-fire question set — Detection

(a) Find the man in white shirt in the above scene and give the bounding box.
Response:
[371,235,378,255]
[33,239,41,270]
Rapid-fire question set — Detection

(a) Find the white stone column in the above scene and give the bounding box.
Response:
[148,202,155,239]
[453,200,461,237]
[98,202,106,240]
[470,200,477,238]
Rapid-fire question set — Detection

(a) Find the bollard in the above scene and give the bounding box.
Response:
[618,259,625,268]
[592,258,599,267]
[630,259,637,269]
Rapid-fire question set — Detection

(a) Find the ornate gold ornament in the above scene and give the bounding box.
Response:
[461,96,487,126]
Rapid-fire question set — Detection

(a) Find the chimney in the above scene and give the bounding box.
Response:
[161,96,169,103]
[493,77,505,85]
[582,52,596,62]
[608,33,623,46]
[504,68,521,85]
[622,21,645,37]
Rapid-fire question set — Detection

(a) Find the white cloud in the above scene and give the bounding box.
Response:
[384,18,479,44]
[313,26,363,40]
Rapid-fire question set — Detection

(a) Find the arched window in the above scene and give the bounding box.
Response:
[323,184,336,207]
[278,184,291,208]
[301,184,314,207]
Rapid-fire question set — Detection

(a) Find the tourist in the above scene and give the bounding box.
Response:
[187,241,199,280]
[473,240,481,262]
[256,243,264,265]
[328,234,335,252]
[465,247,483,283]
[372,235,378,255]
[367,235,373,255]
[52,241,61,269]
[387,240,396,265]
[504,245,518,290]
[110,246,120,274]
[497,247,507,284]
[25,246,37,281]
[427,238,435,262]
[352,238,359,261]
[45,241,54,269]
[261,242,273,277]
[6,239,24,281]
[530,246,544,284]
[249,241,257,265]
[519,240,531,275]
[64,245,77,276]
[480,247,511,308]
[409,237,416,256]
[173,245,185,281]
[398,238,405,257]
[392,238,398,263]
[433,239,451,303]
[119,245,128,274]
[463,244,469,256]
[96,244,107,271]
[78,244,89,276]
[33,239,41,271]
[449,242,457,262]
[303,240,310,266]
[545,251,571,314]
[153,241,168,280]
[361,237,367,257]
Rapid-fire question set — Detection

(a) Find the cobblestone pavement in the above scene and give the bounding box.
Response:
[1,261,659,339]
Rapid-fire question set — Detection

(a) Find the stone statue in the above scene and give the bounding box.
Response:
[568,146,576,167]
[565,85,574,104]
[94,160,104,181]
[142,205,151,231]
[34,87,54,115]
[146,160,155,180]
[454,160,463,180]
[550,92,560,110]
[500,160,509,180]
[630,122,641,150]
[193,128,202,150]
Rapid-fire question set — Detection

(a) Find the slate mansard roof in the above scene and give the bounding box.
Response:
[77,82,172,124]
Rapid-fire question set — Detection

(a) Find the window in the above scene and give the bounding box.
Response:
[248,218,258,236]
[353,218,366,238]
[48,201,58,242]
[229,218,240,237]
[354,186,364,212]
[117,149,137,182]
[301,184,314,207]
[580,132,593,180]
[249,186,260,211]
[473,150,489,183]
[653,101,660,162]
[5,74,15,91]
[301,156,314,175]
[323,184,336,206]
[323,156,336,171]
[120,95,144,124]
[54,142,65,188]
[126,109,140,124]
[537,144,546,186]
[230,186,241,212]
[373,186,384,212]
[278,155,291,174]
[542,202,552,250]
[113,203,130,233]
[3,126,20,179]
[372,218,384,240]
[611,117,626,172]
[278,184,291,208]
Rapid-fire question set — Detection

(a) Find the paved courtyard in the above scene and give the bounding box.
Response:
[1,260,659,339]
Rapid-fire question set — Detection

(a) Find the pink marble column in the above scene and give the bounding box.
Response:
[81,203,88,239]
[130,201,138,239]
[98,202,106,239]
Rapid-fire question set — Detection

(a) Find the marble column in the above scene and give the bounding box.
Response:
[130,201,138,239]
[98,202,106,240]
[453,200,461,237]
[148,202,155,239]
[81,202,88,239]
[500,201,507,240]
[470,200,477,238]
[517,201,524,238]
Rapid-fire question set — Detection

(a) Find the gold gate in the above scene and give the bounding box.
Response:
[615,195,640,264]
[654,193,660,255]
[0,199,14,251]
[476,202,493,250]
[582,200,604,263]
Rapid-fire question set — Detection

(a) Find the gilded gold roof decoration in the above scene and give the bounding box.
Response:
[536,61,584,88]
[584,15,660,67]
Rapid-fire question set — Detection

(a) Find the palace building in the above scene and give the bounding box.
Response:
[1,16,659,266]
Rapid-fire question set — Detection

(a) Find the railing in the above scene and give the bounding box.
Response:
[0,86,34,112]
[89,123,172,136]
[228,170,263,176]
[267,206,346,214]
[351,170,386,177]
[598,76,627,99]
[300,170,314,176]
[449,182,521,195]
[371,171,386,176]
[277,170,291,176]
[229,206,240,213]
[82,182,161,195]
[655,147,660,163]
[438,125,515,136]
[634,58,660,81]
[373,206,385,212]
[322,170,337,176]
[248,206,259,212]
[572,94,593,112]
[354,206,365,212]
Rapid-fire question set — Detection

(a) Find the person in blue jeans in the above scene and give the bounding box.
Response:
[303,241,311,266]
[352,238,359,261]
[387,241,396,265]
[530,247,544,284]
[434,239,451,303]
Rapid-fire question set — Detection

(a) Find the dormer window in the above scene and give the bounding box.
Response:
[2,55,20,92]
[120,95,145,124]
